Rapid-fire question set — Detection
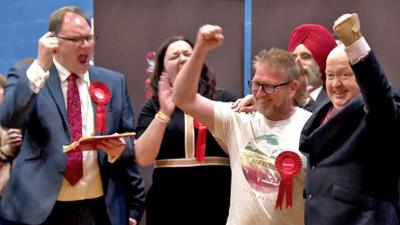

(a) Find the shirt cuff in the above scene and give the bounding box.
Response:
[345,37,371,65]
[26,60,50,93]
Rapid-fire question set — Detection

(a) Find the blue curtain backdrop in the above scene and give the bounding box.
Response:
[0,0,93,74]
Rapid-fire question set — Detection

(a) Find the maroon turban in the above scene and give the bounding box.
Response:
[288,24,337,79]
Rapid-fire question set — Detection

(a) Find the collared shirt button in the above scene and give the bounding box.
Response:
[311,166,316,172]
[307,194,313,200]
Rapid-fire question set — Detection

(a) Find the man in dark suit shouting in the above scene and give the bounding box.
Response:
[0,6,145,225]
[300,13,400,225]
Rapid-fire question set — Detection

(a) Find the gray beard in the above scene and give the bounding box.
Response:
[304,66,322,88]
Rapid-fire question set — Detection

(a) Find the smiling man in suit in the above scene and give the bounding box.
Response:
[300,13,400,225]
[0,6,145,225]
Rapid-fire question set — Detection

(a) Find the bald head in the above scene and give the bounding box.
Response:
[325,44,360,110]
[326,44,347,64]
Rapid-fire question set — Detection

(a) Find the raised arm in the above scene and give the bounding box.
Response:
[172,25,224,132]
[334,13,399,119]
[135,73,175,166]
[0,32,57,128]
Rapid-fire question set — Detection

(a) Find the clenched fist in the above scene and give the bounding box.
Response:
[195,25,224,53]
[37,32,59,71]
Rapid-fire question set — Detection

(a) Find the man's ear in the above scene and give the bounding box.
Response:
[289,80,299,96]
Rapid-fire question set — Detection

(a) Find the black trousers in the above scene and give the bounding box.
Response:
[43,197,111,225]
[1,197,111,225]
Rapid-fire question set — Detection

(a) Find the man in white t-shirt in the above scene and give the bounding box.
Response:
[171,25,311,225]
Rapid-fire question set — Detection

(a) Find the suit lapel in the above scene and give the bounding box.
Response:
[313,87,329,111]
[301,97,364,164]
[88,67,98,133]
[46,66,69,133]
[88,67,108,162]
[88,66,114,131]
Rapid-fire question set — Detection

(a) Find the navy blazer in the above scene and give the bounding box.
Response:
[304,87,330,113]
[300,52,400,225]
[0,64,145,225]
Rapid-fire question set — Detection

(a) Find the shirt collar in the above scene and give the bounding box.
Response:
[309,85,323,101]
[53,58,90,84]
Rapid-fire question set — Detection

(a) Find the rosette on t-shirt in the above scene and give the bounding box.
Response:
[275,151,302,209]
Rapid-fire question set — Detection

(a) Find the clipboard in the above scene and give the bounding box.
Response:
[63,132,135,153]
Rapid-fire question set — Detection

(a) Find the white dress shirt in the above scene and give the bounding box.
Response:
[309,86,323,102]
[26,59,103,201]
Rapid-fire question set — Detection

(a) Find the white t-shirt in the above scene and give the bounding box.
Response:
[213,102,311,225]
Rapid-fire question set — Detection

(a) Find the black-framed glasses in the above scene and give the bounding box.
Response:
[57,34,97,47]
[248,80,293,94]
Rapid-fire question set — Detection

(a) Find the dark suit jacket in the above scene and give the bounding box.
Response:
[303,87,329,113]
[300,52,400,225]
[0,64,145,225]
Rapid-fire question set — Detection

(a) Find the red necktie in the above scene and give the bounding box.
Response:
[64,73,83,186]
[321,106,337,124]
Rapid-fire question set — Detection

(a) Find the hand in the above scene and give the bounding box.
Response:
[158,72,175,116]
[231,94,256,113]
[97,135,127,157]
[129,218,137,225]
[37,32,59,71]
[196,25,224,53]
[333,13,363,47]
[5,129,22,153]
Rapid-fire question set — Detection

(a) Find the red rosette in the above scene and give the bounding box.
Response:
[274,151,302,209]
[89,82,111,134]
[89,82,111,104]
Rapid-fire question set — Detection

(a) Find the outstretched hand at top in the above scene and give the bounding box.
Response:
[333,13,363,47]
[195,25,224,53]
[37,32,59,71]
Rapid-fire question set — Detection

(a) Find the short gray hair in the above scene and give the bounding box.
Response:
[253,48,301,81]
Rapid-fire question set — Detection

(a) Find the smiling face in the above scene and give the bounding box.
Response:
[163,40,193,84]
[251,48,300,120]
[325,46,360,110]
[252,63,298,120]
[54,12,94,75]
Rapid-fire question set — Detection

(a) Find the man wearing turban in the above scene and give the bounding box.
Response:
[288,24,337,112]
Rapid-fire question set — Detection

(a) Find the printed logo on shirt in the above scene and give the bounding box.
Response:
[241,134,281,193]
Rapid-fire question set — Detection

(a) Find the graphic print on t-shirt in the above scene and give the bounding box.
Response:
[241,134,281,193]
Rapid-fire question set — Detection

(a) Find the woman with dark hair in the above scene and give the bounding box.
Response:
[135,36,236,224]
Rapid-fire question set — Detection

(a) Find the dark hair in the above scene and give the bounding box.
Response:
[150,36,216,100]
[48,6,90,34]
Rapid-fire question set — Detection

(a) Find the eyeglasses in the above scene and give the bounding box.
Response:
[57,34,97,47]
[248,80,293,94]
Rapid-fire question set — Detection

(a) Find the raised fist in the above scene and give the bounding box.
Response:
[196,24,224,52]
[333,13,363,47]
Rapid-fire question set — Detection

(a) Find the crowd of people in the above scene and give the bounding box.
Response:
[0,5,398,225]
